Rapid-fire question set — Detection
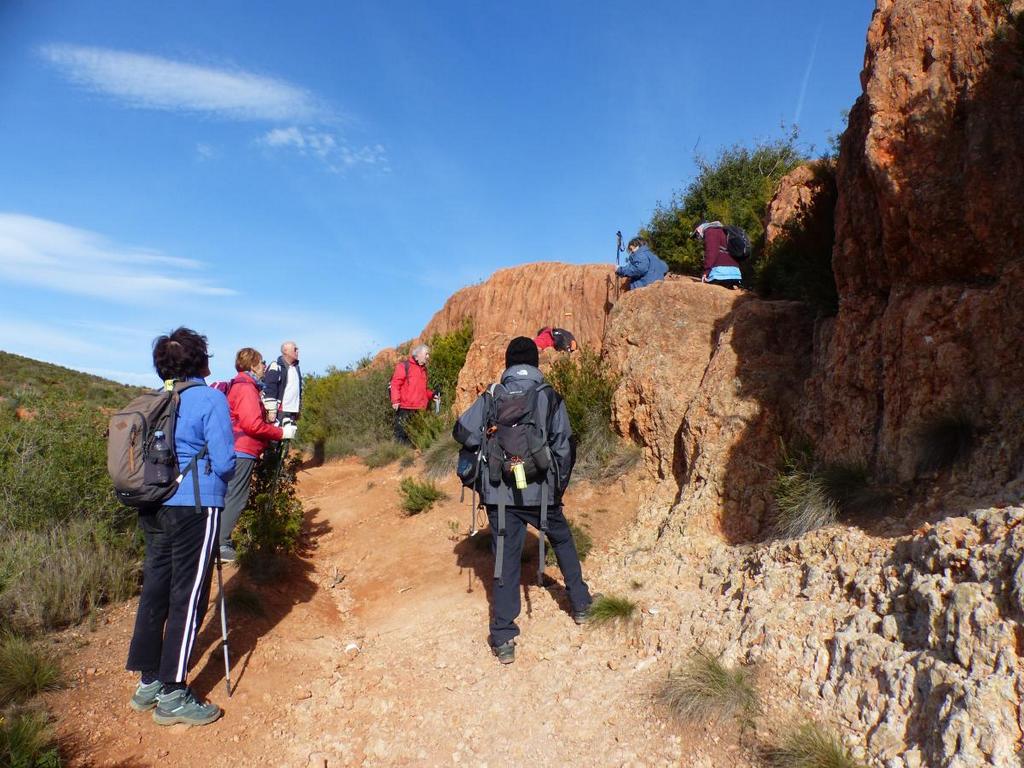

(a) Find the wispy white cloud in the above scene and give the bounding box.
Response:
[39,44,324,122]
[196,142,218,160]
[259,126,388,173]
[0,213,235,303]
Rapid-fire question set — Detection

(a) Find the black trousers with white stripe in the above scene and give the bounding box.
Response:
[126,505,220,684]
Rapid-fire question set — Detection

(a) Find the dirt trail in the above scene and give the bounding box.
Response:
[50,457,745,767]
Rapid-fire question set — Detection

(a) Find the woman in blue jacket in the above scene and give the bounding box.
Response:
[125,327,236,726]
[616,236,669,290]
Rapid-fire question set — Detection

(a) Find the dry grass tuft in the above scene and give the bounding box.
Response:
[659,649,759,726]
[587,594,637,627]
[0,635,63,706]
[764,724,866,768]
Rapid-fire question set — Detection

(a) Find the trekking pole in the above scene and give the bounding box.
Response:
[614,231,623,301]
[214,550,233,696]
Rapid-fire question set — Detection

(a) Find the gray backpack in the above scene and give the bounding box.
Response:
[106,381,205,509]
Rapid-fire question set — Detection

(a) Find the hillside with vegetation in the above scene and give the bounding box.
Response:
[0,351,145,633]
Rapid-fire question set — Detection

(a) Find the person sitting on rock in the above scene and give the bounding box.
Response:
[453,336,595,665]
[694,221,742,289]
[534,327,578,353]
[615,236,669,290]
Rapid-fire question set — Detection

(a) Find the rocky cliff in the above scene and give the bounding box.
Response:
[816,0,1024,495]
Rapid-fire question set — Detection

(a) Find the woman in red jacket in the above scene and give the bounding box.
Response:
[218,348,296,562]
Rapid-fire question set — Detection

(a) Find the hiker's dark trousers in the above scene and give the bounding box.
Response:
[394,408,419,444]
[127,505,220,684]
[485,504,592,647]
[220,457,256,548]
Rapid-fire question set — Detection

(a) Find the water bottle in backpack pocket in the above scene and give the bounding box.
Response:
[146,430,174,486]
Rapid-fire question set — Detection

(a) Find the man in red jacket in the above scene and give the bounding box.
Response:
[390,344,435,444]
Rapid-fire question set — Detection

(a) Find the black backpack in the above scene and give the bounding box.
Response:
[107,381,206,509]
[722,225,751,262]
[486,383,553,487]
[386,359,410,400]
[455,382,556,490]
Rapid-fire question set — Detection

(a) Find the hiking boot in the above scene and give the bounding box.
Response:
[219,545,237,564]
[573,592,603,625]
[129,680,162,712]
[152,687,222,726]
[493,640,515,665]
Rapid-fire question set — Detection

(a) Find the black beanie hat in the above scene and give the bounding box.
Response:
[505,336,539,369]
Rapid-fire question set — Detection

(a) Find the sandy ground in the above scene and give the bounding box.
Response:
[47,456,752,767]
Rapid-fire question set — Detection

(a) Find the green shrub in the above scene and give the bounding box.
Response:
[0,521,138,633]
[764,723,865,768]
[225,586,266,618]
[405,410,449,451]
[546,351,617,445]
[587,594,637,627]
[398,477,447,515]
[301,367,394,460]
[756,159,839,316]
[544,519,592,566]
[0,706,60,768]
[233,450,304,562]
[659,649,759,727]
[915,412,976,474]
[0,636,63,706]
[363,441,413,469]
[644,134,804,276]
[427,320,473,408]
[423,437,460,480]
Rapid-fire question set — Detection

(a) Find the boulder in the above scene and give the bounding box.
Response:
[763,164,829,247]
[604,279,814,540]
[603,279,742,487]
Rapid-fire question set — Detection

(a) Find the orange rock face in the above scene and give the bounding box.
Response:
[763,164,825,247]
[604,280,814,541]
[420,262,620,352]
[815,0,1024,492]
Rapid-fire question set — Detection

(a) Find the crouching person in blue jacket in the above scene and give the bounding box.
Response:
[615,236,668,290]
[126,327,236,726]
[453,336,594,665]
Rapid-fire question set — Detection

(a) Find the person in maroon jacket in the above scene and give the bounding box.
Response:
[218,347,296,562]
[694,221,743,289]
[390,344,436,444]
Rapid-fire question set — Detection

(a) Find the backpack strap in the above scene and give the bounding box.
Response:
[178,445,210,513]
[537,476,548,586]
[494,493,506,586]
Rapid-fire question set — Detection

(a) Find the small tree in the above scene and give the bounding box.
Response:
[427,320,473,410]
[645,134,805,276]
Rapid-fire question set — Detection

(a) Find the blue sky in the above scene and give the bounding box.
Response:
[0,0,872,385]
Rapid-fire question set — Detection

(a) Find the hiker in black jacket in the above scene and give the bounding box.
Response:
[453,337,594,664]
